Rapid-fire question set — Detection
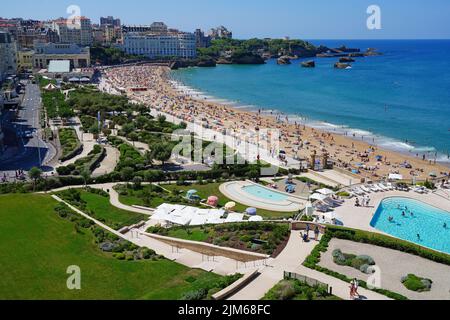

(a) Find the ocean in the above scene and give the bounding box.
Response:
[171,40,450,163]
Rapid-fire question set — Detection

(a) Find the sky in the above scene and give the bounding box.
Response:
[2,0,450,39]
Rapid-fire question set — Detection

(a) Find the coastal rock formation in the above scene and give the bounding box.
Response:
[364,48,383,56]
[197,58,217,67]
[339,56,356,63]
[334,62,352,69]
[216,58,233,65]
[348,53,365,58]
[301,60,316,68]
[231,53,265,64]
[336,46,361,53]
[277,56,292,65]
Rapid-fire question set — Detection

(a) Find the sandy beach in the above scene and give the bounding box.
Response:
[100,64,450,182]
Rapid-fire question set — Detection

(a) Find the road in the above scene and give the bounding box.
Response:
[0,82,55,180]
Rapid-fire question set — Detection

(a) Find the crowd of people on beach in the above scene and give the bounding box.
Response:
[100,64,450,181]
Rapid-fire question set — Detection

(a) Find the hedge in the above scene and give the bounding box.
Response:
[303,231,408,300]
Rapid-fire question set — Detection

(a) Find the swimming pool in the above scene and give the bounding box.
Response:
[370,197,450,254]
[242,185,289,202]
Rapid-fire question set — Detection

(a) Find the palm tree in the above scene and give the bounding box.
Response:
[28,167,42,192]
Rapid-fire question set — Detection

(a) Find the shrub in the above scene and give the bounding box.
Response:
[181,289,208,301]
[401,274,432,292]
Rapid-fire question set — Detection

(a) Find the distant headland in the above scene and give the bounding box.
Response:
[168,39,382,69]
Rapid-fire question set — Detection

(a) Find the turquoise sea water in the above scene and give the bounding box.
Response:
[171,40,450,163]
[370,197,450,254]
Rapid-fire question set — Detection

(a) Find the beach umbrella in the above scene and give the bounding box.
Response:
[186,190,198,198]
[224,202,236,210]
[246,207,257,216]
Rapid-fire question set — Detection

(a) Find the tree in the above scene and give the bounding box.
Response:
[29,167,42,191]
[80,169,90,189]
[151,143,172,168]
[157,115,167,124]
[132,176,143,190]
[120,167,134,182]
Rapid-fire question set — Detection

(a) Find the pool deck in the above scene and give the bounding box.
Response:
[320,239,450,300]
[220,181,306,212]
[333,189,450,234]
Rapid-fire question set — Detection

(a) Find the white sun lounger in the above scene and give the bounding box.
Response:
[380,183,392,191]
[351,188,364,196]
[377,183,390,191]
[360,186,372,193]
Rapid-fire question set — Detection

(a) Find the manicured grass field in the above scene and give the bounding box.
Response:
[79,190,147,229]
[117,186,167,209]
[0,194,223,300]
[162,183,296,219]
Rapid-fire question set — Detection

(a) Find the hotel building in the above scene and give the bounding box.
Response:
[122,22,196,59]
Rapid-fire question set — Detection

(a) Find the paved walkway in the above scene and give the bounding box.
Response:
[52,194,263,276]
[320,239,450,300]
[228,230,390,300]
[51,186,392,300]
[92,146,120,177]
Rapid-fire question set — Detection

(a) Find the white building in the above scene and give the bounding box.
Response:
[0,31,17,81]
[123,32,196,59]
[33,42,90,69]
[51,17,93,46]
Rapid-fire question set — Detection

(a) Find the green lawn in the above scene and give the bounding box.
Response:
[0,194,224,300]
[162,183,296,219]
[79,190,147,229]
[116,185,167,208]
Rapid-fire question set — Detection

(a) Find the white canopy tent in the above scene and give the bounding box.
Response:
[248,216,264,222]
[224,213,245,223]
[309,193,328,201]
[316,188,335,196]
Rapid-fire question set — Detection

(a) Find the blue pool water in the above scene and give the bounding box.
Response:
[243,185,288,202]
[370,197,450,254]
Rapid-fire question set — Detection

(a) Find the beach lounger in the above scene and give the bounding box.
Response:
[360,186,372,193]
[380,183,392,191]
[386,182,394,190]
[377,183,389,191]
[353,187,366,195]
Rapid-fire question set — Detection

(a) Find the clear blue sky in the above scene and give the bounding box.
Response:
[2,0,450,39]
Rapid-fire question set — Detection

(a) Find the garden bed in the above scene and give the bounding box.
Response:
[147,222,291,257]
[263,279,340,300]
[58,128,82,161]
